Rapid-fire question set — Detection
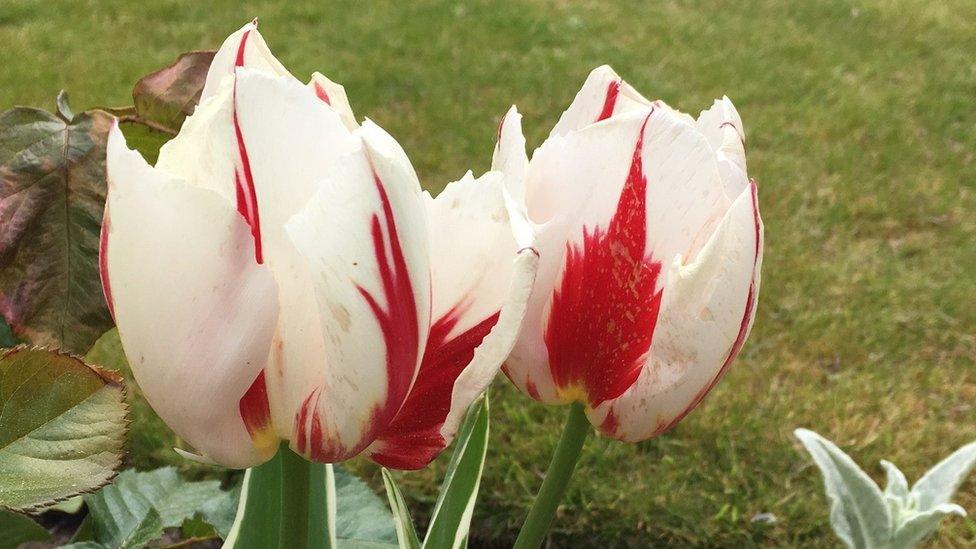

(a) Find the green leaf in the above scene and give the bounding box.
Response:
[309,463,337,549]
[0,347,127,512]
[0,508,51,546]
[381,469,420,549]
[335,466,397,547]
[911,441,976,511]
[131,50,215,132]
[892,502,967,549]
[0,317,16,349]
[424,395,490,549]
[794,429,892,549]
[0,97,115,354]
[83,467,234,548]
[224,451,283,549]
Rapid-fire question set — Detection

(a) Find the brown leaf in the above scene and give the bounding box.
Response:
[132,50,216,132]
[0,96,115,354]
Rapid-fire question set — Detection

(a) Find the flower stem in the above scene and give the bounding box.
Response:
[513,402,591,549]
[279,446,311,549]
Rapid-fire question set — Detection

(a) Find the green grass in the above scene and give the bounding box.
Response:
[4,0,975,546]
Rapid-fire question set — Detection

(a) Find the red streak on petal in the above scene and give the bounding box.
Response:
[600,407,619,436]
[312,81,332,105]
[239,370,272,439]
[231,60,264,264]
[294,390,315,454]
[371,307,500,470]
[98,206,114,320]
[298,170,422,462]
[525,379,541,401]
[544,111,663,408]
[657,181,761,436]
[235,29,251,67]
[597,80,621,122]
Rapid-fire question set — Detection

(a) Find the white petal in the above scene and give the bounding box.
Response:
[549,65,652,137]
[697,96,748,198]
[365,171,538,468]
[492,106,529,205]
[200,20,295,102]
[308,72,359,131]
[104,125,279,468]
[588,182,762,441]
[284,120,431,461]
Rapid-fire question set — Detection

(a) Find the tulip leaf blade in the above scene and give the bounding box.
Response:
[0,346,127,512]
[0,98,115,354]
[131,50,215,132]
[0,508,52,546]
[423,395,490,549]
[381,468,421,549]
[224,451,283,549]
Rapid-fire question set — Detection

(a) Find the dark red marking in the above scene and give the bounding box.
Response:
[294,390,315,454]
[600,407,619,436]
[525,379,541,401]
[371,307,500,469]
[312,81,332,105]
[230,28,264,264]
[544,112,663,408]
[98,206,114,320]
[597,80,621,122]
[239,370,272,439]
[656,180,761,436]
[298,170,422,462]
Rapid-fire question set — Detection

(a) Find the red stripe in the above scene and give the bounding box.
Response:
[544,111,663,408]
[230,28,264,264]
[371,307,500,470]
[597,80,621,122]
[98,206,114,320]
[297,170,422,462]
[239,370,272,438]
[312,81,332,105]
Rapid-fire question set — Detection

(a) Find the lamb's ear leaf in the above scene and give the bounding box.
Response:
[381,469,421,549]
[891,503,967,549]
[911,441,976,511]
[881,460,909,500]
[0,347,127,512]
[794,429,891,548]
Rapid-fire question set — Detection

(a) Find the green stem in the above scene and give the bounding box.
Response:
[279,447,311,549]
[513,402,591,549]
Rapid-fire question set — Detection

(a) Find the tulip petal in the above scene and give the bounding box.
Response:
[589,181,763,441]
[548,65,652,137]
[285,121,430,462]
[103,125,280,468]
[492,106,529,204]
[697,97,749,199]
[200,20,294,102]
[308,72,359,131]
[367,172,538,469]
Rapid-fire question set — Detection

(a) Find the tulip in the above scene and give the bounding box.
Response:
[99,20,537,476]
[493,66,763,548]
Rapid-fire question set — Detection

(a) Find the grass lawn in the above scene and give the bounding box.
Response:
[3,0,975,546]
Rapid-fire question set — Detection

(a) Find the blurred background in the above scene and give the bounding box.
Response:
[3,0,974,546]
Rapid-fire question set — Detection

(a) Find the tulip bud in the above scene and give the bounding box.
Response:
[101,21,537,469]
[494,66,763,442]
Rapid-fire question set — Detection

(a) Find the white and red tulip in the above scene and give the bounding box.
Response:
[100,21,537,469]
[494,66,763,442]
